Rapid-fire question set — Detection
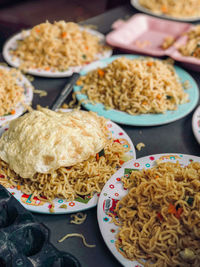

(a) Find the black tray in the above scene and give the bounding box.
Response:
[0,185,81,267]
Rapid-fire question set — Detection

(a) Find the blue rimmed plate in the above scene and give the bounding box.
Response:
[74,54,199,126]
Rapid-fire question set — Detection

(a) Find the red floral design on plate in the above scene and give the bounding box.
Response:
[134,162,140,167]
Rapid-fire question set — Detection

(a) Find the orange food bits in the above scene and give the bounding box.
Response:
[168,203,183,219]
[175,207,183,219]
[98,69,105,77]
[157,212,163,221]
[61,32,67,38]
[17,185,21,190]
[119,160,125,165]
[35,27,40,33]
[142,101,148,105]
[168,203,176,214]
[161,5,168,13]
[96,153,100,161]
[147,62,153,67]
[11,110,16,115]
[76,80,82,86]
[156,94,162,100]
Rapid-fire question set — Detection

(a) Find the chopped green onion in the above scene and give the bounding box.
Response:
[166,95,173,100]
[187,197,194,206]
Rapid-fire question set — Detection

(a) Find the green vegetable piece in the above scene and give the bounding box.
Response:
[166,95,173,100]
[59,204,67,209]
[187,197,194,206]
[99,149,105,157]
[124,168,134,175]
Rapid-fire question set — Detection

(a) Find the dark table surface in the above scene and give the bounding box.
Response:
[1,3,200,267]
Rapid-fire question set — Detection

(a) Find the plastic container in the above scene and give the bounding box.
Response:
[106,14,200,71]
[0,184,81,267]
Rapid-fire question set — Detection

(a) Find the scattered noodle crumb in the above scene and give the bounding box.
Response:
[21,103,33,113]
[49,203,55,213]
[82,24,98,30]
[161,36,175,49]
[58,233,96,248]
[70,212,87,224]
[33,89,48,97]
[61,92,81,109]
[136,142,145,151]
[183,80,190,89]
[25,74,34,82]
[134,40,151,49]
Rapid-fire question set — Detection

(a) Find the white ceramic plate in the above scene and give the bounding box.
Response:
[192,105,200,144]
[3,27,112,78]
[74,54,199,126]
[130,0,200,22]
[0,65,33,126]
[0,110,136,214]
[97,153,200,267]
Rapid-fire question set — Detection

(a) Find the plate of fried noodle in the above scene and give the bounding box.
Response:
[0,65,33,126]
[74,55,199,126]
[98,153,200,267]
[192,106,200,144]
[167,25,200,72]
[0,109,135,214]
[2,21,112,78]
[131,0,200,21]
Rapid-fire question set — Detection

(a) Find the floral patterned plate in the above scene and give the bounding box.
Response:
[97,153,200,267]
[192,105,200,144]
[0,111,136,214]
[0,65,33,126]
[2,27,112,78]
[130,0,200,22]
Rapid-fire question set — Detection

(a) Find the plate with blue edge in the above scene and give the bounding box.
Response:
[73,54,199,126]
